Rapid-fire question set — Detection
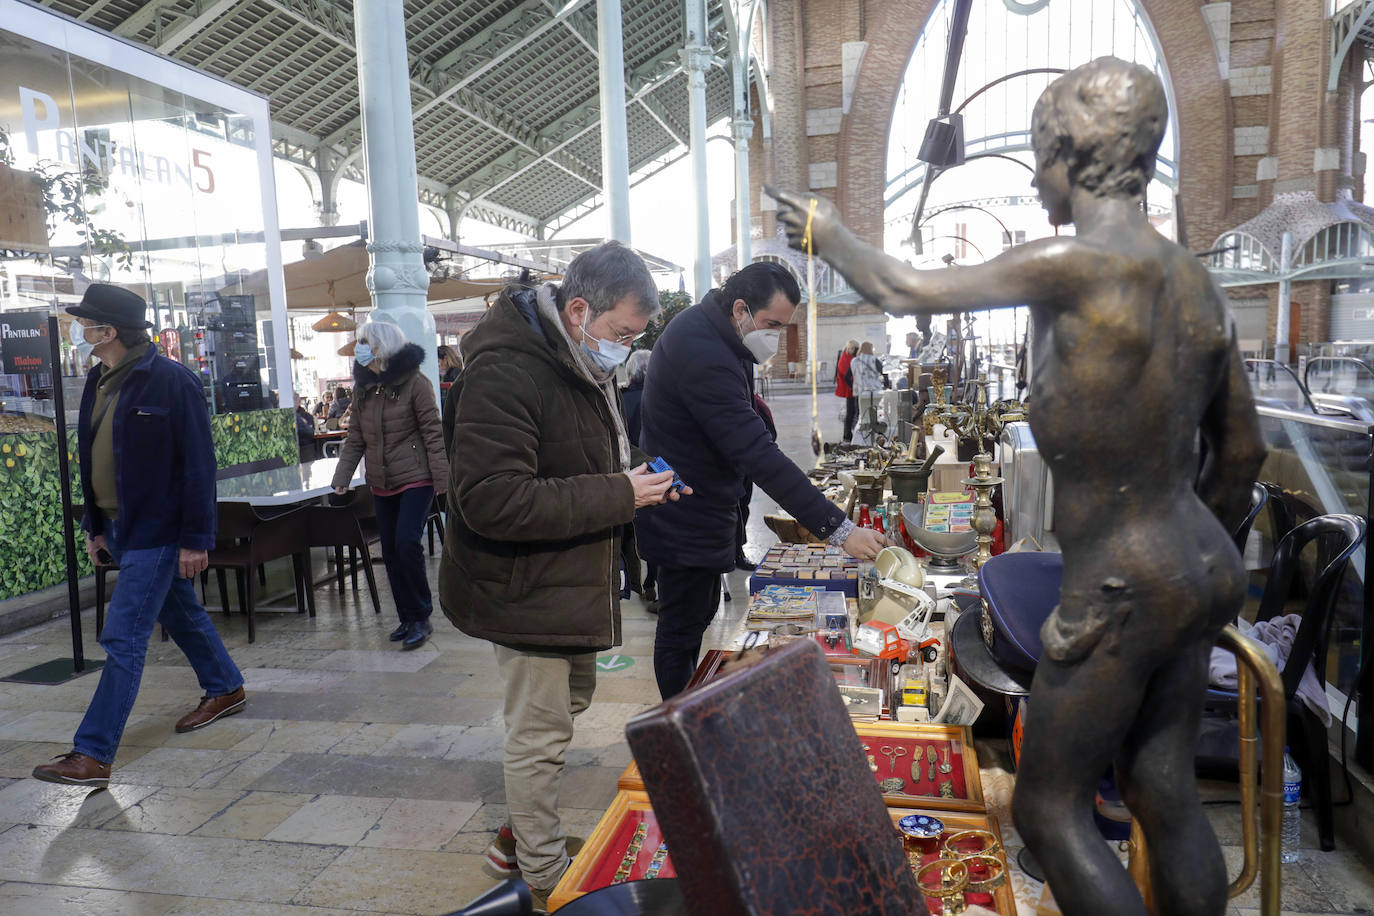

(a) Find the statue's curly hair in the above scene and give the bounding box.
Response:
[1031,57,1167,198]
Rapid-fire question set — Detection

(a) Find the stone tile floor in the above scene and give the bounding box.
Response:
[0,393,1366,914]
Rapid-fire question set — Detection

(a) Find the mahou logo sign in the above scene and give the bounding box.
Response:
[1,313,49,374]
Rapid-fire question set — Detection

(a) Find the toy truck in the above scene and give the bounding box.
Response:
[853,620,938,675]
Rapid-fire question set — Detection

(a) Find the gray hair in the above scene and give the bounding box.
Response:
[560,240,660,319]
[625,348,651,385]
[115,326,151,347]
[357,319,407,361]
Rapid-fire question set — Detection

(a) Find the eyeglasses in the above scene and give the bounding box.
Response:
[590,318,645,346]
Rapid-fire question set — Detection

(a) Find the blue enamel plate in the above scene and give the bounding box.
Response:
[897,813,944,839]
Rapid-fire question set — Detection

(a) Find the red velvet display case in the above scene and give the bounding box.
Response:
[856,722,985,813]
[888,806,1016,915]
[548,790,675,911]
[553,789,1010,914]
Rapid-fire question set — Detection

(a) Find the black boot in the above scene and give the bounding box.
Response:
[402,620,433,650]
[388,621,409,642]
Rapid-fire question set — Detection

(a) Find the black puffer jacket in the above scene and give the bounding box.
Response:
[439,286,638,650]
[331,343,448,494]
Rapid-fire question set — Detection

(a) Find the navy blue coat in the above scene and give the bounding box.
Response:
[78,345,218,551]
[636,292,847,571]
[622,380,644,447]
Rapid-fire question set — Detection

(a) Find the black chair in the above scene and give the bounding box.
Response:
[1205,513,1366,851]
[426,491,446,556]
[305,496,382,615]
[204,503,314,643]
[1232,482,1268,554]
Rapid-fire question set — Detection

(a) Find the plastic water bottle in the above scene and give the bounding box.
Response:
[1281,747,1301,863]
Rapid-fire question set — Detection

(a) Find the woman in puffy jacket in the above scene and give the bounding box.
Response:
[332,320,449,649]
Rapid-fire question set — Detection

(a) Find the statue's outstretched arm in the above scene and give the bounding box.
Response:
[767,184,1079,316]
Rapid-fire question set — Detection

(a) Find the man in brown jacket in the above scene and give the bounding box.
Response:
[440,242,683,910]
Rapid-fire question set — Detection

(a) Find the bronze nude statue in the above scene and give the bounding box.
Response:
[769,57,1265,916]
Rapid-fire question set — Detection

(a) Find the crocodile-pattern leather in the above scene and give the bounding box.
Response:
[625,640,927,915]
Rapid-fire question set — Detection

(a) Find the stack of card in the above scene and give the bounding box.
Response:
[750,544,863,597]
[922,492,974,533]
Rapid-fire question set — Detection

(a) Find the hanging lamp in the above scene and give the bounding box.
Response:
[312,282,357,332]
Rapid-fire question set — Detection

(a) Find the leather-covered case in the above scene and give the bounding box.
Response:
[625,639,927,915]
[976,551,1063,674]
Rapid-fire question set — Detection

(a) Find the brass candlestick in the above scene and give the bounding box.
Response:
[961,451,1003,571]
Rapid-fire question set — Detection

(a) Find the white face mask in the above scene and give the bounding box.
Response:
[69,321,108,361]
[739,309,781,365]
[579,322,632,373]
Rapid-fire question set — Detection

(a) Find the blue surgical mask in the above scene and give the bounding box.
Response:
[354,342,374,366]
[580,328,631,373]
[68,321,108,361]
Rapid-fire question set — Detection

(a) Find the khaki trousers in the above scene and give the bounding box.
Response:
[493,644,597,891]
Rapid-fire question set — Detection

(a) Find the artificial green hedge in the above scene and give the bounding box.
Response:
[0,407,298,602]
[210,408,298,471]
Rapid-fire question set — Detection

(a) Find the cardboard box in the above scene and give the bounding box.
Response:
[0,164,49,252]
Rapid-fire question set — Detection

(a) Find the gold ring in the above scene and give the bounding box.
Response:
[963,853,1006,893]
[915,857,968,896]
[942,828,1001,860]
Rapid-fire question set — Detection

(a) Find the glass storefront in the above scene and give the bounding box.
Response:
[0,1,292,602]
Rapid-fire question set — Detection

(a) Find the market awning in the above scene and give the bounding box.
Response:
[222,240,507,311]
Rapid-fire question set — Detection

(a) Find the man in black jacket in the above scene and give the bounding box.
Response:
[636,262,888,699]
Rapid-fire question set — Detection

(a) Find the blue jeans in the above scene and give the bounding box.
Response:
[373,485,434,624]
[73,522,243,764]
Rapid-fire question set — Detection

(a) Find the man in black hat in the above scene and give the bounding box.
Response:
[33,284,247,789]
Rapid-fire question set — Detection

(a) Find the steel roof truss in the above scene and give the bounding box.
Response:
[157,0,244,52]
[462,42,695,204]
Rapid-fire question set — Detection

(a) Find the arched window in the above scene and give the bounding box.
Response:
[1207,232,1274,273]
[884,0,1179,351]
[1294,222,1374,268]
[751,254,855,300]
[886,0,1179,251]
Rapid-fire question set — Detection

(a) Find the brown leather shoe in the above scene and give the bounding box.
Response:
[175,686,246,733]
[32,751,110,788]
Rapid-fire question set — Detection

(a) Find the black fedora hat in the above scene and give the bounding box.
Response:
[65,284,153,329]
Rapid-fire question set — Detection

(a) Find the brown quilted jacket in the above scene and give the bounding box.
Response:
[439,286,638,650]
[330,343,449,494]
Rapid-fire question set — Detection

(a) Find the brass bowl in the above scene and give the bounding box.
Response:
[901,503,977,561]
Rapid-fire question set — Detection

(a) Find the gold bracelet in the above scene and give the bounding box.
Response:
[963,853,1007,894]
[915,857,968,896]
[942,828,1001,860]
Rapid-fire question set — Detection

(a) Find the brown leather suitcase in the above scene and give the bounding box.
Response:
[625,639,927,915]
